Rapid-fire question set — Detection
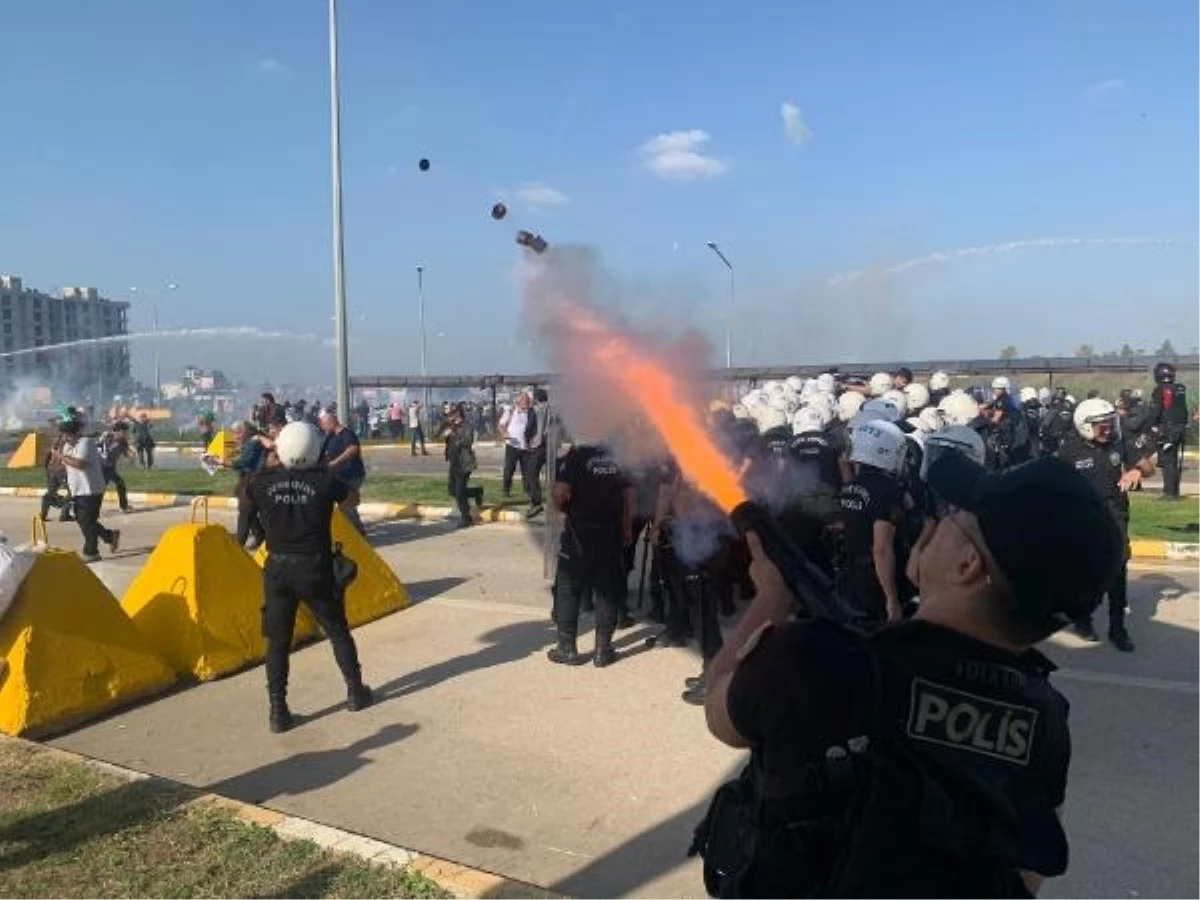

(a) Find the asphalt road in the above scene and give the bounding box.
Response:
[1,500,1194,898]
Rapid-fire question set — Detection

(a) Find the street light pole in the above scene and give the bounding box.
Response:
[152,303,160,406]
[706,241,735,368]
[328,0,351,419]
[416,265,429,420]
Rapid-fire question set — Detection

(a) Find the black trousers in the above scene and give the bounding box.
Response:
[1159,441,1184,497]
[236,481,266,546]
[102,465,129,511]
[137,444,155,468]
[73,493,114,556]
[448,467,483,518]
[502,444,523,496]
[521,447,545,506]
[553,533,624,652]
[262,553,362,698]
[659,541,726,662]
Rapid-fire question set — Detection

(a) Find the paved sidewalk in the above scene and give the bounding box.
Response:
[0,500,1194,897]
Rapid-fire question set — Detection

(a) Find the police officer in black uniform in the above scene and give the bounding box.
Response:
[548,439,634,668]
[1056,398,1142,651]
[1038,388,1074,456]
[1144,361,1190,499]
[245,422,373,732]
[697,454,1123,897]
[837,420,909,623]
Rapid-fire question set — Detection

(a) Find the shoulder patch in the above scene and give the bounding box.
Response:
[906,677,1038,766]
[736,621,773,663]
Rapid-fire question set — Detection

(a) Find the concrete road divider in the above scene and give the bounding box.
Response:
[253,507,411,627]
[0,549,177,737]
[1128,540,1200,562]
[120,500,319,680]
[6,432,51,469]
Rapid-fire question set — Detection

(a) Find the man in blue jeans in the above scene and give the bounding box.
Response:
[318,408,367,534]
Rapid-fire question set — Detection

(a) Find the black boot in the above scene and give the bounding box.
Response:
[1109,627,1135,652]
[347,681,374,711]
[269,694,293,733]
[547,638,587,666]
[1072,616,1100,642]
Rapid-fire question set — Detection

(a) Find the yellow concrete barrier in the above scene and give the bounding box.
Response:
[0,550,177,737]
[121,501,318,680]
[253,506,410,627]
[7,431,51,469]
[205,429,237,466]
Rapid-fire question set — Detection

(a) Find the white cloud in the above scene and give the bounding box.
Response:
[516,183,570,209]
[258,57,286,75]
[780,101,811,146]
[1085,78,1126,99]
[638,129,729,180]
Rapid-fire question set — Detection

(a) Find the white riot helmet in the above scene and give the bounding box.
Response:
[757,405,790,433]
[929,370,951,392]
[1073,398,1118,441]
[869,372,892,397]
[815,372,836,394]
[805,392,835,419]
[991,376,1011,392]
[785,375,804,393]
[920,425,987,479]
[764,380,786,397]
[851,396,903,427]
[792,406,826,435]
[741,389,767,410]
[917,407,942,432]
[1066,394,1077,406]
[938,390,980,426]
[837,391,866,421]
[275,422,323,469]
[882,389,909,416]
[849,420,907,474]
[732,403,751,420]
[1037,387,1051,405]
[902,382,930,412]
[1019,386,1038,404]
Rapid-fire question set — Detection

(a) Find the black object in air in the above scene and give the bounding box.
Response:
[516,230,548,254]
[491,202,508,220]
[418,158,430,171]
[729,501,856,625]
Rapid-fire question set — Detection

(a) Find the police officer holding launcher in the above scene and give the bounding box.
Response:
[245,422,373,732]
[698,454,1123,897]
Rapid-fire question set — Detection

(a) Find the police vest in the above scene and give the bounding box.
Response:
[693,621,1067,898]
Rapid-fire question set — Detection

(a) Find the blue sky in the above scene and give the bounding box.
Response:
[1,0,1196,385]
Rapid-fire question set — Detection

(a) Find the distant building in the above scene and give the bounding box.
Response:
[0,274,130,387]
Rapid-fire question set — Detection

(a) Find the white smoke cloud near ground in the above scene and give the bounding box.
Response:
[825,237,1183,286]
[0,326,331,361]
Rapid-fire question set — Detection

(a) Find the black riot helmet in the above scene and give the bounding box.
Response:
[1153,362,1176,384]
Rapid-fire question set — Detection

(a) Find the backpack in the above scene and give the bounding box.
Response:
[689,625,1032,898]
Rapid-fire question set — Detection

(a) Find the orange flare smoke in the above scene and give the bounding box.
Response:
[560,305,747,513]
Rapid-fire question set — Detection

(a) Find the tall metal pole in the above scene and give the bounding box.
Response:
[706,241,735,368]
[328,0,351,419]
[152,303,160,407]
[416,265,429,423]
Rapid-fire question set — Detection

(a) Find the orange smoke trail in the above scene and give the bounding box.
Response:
[560,305,747,513]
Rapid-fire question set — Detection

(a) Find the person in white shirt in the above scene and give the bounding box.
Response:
[55,418,120,562]
[498,392,532,499]
[408,400,428,456]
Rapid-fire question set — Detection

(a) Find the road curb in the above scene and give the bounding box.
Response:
[0,487,541,526]
[2,734,559,899]
[1129,540,1200,561]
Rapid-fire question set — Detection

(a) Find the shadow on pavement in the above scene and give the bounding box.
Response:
[374,620,556,703]
[205,722,419,805]
[401,576,471,607]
